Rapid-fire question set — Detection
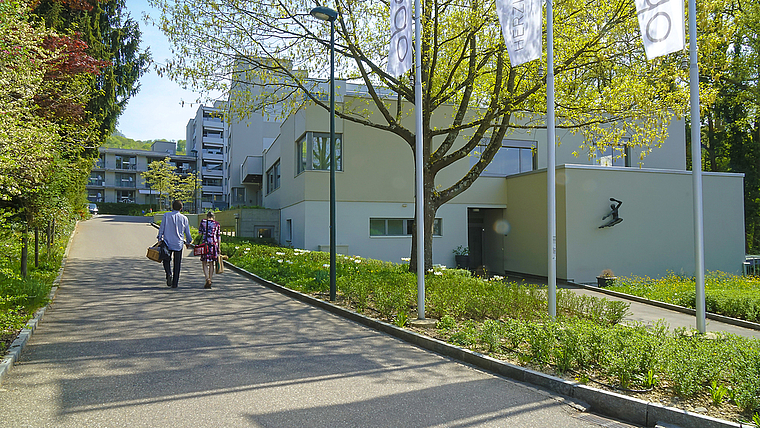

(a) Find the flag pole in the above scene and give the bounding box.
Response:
[688,0,706,333]
[546,0,557,317]
[414,0,425,319]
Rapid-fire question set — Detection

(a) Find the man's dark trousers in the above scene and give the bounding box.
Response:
[163,250,183,287]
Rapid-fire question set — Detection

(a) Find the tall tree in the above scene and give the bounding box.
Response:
[32,0,150,141]
[152,0,694,270]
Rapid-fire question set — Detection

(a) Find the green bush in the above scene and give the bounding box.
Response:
[95,202,155,216]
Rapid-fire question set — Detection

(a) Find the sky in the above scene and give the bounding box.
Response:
[116,0,212,142]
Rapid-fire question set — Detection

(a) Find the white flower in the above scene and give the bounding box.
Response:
[277,259,283,263]
[434,271,443,276]
[276,252,286,255]
[354,259,361,263]
[323,263,330,268]
[401,257,410,262]
[245,247,251,251]
[286,260,293,264]
[235,246,240,249]
[427,269,434,273]
[492,275,504,281]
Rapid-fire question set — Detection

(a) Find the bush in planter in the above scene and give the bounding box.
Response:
[597,269,616,287]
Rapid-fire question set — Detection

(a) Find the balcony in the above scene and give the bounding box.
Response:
[115,164,137,171]
[202,117,223,128]
[202,167,224,178]
[201,185,224,194]
[202,151,224,162]
[87,179,105,187]
[242,156,263,184]
[202,137,224,147]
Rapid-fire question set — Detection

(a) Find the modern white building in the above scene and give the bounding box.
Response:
[185,72,744,284]
[87,141,196,208]
[252,83,745,284]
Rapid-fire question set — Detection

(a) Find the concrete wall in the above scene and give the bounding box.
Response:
[214,208,280,241]
[503,165,745,283]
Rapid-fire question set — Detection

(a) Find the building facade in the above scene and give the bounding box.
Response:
[186,104,228,211]
[87,141,197,209]
[255,83,745,283]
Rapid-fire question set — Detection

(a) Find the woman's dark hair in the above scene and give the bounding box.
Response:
[206,211,215,218]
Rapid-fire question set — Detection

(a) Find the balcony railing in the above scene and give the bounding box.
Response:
[242,156,263,185]
[116,164,137,170]
[87,180,105,186]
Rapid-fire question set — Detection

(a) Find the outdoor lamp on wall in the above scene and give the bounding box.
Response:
[310,5,339,302]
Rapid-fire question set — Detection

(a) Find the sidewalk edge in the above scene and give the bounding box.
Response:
[0,221,77,387]
[225,262,745,428]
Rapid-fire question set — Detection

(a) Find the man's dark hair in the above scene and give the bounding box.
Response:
[172,200,183,211]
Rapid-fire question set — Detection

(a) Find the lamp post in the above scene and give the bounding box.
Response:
[191,149,199,214]
[310,5,339,302]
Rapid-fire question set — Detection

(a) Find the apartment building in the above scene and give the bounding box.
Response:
[87,141,196,209]
[186,104,228,210]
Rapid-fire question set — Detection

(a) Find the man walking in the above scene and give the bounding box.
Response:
[157,200,193,288]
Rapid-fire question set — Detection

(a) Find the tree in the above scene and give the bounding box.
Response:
[142,157,176,210]
[152,0,693,270]
[32,0,150,141]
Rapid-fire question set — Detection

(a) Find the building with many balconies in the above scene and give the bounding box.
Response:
[87,141,197,209]
[186,103,228,211]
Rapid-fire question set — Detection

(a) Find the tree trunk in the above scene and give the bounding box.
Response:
[34,227,39,268]
[21,228,28,278]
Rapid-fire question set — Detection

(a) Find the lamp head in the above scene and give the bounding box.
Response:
[310,6,338,21]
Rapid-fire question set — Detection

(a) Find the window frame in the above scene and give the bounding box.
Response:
[471,139,537,177]
[266,160,281,194]
[370,218,443,237]
[295,132,343,175]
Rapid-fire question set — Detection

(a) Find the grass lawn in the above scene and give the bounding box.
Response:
[608,272,760,323]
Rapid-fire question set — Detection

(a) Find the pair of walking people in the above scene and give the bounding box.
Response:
[156,201,221,289]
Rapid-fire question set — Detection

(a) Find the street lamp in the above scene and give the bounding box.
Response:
[190,149,199,214]
[310,5,339,302]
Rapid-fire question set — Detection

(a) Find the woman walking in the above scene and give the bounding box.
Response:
[198,211,221,289]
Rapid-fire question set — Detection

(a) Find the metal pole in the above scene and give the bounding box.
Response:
[414,0,425,319]
[329,18,337,302]
[689,0,706,333]
[546,0,557,318]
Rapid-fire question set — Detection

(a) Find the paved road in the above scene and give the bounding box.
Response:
[0,216,611,428]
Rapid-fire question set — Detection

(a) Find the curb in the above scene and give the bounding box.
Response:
[570,282,760,332]
[225,262,752,428]
[0,221,77,387]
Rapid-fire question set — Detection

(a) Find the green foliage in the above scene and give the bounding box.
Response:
[95,202,154,216]
[610,272,760,322]
[104,134,153,151]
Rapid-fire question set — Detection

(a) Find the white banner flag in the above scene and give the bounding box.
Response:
[496,0,542,67]
[635,0,685,59]
[388,0,412,77]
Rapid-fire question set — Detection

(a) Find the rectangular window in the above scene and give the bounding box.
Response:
[117,190,135,203]
[296,132,343,175]
[266,160,281,194]
[87,190,103,202]
[370,218,443,237]
[256,226,274,239]
[115,155,136,170]
[471,139,536,177]
[232,188,245,203]
[88,172,104,186]
[598,144,631,167]
[115,173,136,187]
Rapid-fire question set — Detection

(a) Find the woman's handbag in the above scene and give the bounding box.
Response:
[193,243,208,256]
[215,255,224,274]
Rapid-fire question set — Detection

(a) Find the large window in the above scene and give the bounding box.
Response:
[117,190,135,203]
[597,144,631,167]
[296,132,342,174]
[232,188,246,204]
[115,155,136,170]
[370,218,443,237]
[470,139,536,177]
[266,160,281,194]
[88,172,104,186]
[115,173,135,187]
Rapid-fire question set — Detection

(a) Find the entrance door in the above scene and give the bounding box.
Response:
[467,208,506,276]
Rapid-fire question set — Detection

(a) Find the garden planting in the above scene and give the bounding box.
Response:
[222,240,760,426]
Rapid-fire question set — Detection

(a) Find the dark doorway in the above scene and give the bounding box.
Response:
[467,208,506,276]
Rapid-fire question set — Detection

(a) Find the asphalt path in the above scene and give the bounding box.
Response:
[0,215,611,428]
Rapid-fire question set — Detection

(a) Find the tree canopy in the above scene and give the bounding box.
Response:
[150,0,710,268]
